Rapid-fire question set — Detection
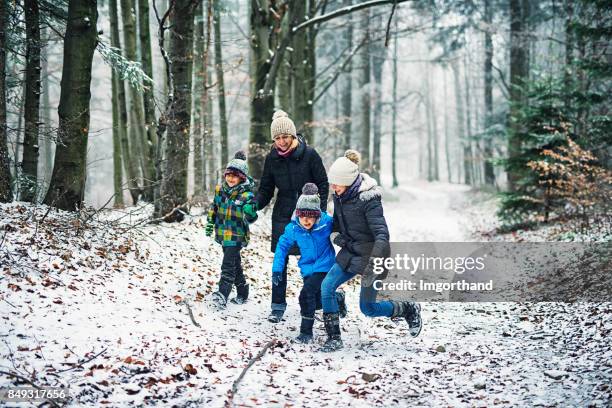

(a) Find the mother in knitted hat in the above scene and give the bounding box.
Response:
[255,110,329,323]
[318,150,422,352]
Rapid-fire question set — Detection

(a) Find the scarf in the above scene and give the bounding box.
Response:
[275,137,299,158]
[336,174,363,203]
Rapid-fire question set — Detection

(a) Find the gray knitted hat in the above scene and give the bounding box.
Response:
[328,150,361,186]
[270,110,297,139]
[224,150,249,180]
[295,183,321,218]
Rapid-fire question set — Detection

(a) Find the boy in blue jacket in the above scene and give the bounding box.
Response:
[272,183,347,343]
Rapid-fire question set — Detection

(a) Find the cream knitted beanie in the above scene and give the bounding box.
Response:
[328,150,361,186]
[270,110,297,139]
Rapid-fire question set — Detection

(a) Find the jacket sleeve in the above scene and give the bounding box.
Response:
[207,185,220,224]
[242,191,258,223]
[364,198,391,258]
[256,153,275,210]
[310,149,329,212]
[272,224,295,273]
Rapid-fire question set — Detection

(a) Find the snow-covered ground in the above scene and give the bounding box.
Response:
[1,182,610,407]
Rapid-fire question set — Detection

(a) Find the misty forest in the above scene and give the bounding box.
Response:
[0,0,610,406]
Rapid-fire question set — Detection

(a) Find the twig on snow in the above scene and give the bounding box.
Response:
[227,339,277,404]
[180,300,201,328]
[0,370,64,408]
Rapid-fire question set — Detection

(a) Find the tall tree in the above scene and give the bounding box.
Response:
[507,0,530,191]
[0,0,12,202]
[21,0,41,202]
[482,0,495,186]
[371,13,386,183]
[111,0,139,203]
[138,0,157,194]
[213,0,228,166]
[391,15,398,187]
[290,0,315,137]
[120,0,150,197]
[341,1,353,151]
[451,58,472,185]
[44,0,98,210]
[158,0,197,216]
[110,0,124,207]
[358,8,371,172]
[203,0,215,193]
[192,2,205,197]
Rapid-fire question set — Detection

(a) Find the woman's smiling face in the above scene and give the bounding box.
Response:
[274,134,293,151]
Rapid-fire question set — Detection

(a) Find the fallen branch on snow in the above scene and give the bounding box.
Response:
[0,370,64,408]
[180,300,201,328]
[227,339,278,404]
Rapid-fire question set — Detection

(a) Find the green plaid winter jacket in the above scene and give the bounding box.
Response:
[207,178,258,247]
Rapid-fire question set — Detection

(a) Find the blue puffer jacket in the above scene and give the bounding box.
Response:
[272,212,336,278]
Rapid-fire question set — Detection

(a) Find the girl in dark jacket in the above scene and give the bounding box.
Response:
[320,150,422,352]
[255,110,329,323]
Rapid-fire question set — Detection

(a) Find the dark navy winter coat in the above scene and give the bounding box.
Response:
[272,212,336,278]
[256,136,329,253]
[333,173,390,275]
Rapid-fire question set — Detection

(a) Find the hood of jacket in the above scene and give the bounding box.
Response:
[356,173,382,202]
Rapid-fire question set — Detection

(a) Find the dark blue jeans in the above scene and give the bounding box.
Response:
[321,263,393,317]
[299,272,326,335]
[271,255,289,312]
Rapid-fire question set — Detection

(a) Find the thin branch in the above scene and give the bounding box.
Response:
[227,339,277,402]
[384,0,398,47]
[292,0,412,33]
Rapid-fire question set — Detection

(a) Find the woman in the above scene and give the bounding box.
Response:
[320,150,423,352]
[255,110,330,323]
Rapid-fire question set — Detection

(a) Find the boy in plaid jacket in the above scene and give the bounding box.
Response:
[206,151,258,308]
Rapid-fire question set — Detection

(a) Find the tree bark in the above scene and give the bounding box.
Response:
[391,15,398,187]
[192,2,204,197]
[371,12,386,183]
[137,0,157,197]
[0,0,12,202]
[213,0,228,166]
[44,0,98,211]
[451,59,472,186]
[21,0,41,202]
[158,0,197,215]
[111,0,139,203]
[341,1,353,152]
[120,0,149,197]
[443,67,452,183]
[483,0,495,186]
[358,8,371,172]
[463,53,474,186]
[203,0,215,192]
[507,0,529,191]
[249,0,277,181]
[111,69,124,207]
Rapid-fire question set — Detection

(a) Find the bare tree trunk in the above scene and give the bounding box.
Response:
[213,0,228,166]
[463,53,474,186]
[21,0,41,202]
[137,0,157,198]
[443,67,452,183]
[341,1,353,152]
[0,0,12,202]
[451,59,472,186]
[158,0,197,216]
[44,0,98,211]
[507,0,530,191]
[192,2,204,198]
[249,1,276,181]
[111,0,139,203]
[111,70,124,207]
[425,68,433,181]
[483,0,495,186]
[371,13,385,184]
[276,2,291,111]
[290,0,315,138]
[358,8,371,172]
[120,0,149,196]
[203,0,214,193]
[391,16,398,187]
[41,27,54,185]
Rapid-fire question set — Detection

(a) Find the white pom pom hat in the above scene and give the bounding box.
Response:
[328,150,361,186]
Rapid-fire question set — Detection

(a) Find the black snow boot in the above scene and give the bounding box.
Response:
[211,291,227,309]
[390,301,422,338]
[230,283,249,304]
[267,309,284,323]
[295,316,315,344]
[320,312,343,352]
[336,290,348,318]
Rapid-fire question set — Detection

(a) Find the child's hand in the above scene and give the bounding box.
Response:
[243,203,257,218]
[271,272,282,287]
[205,222,214,237]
